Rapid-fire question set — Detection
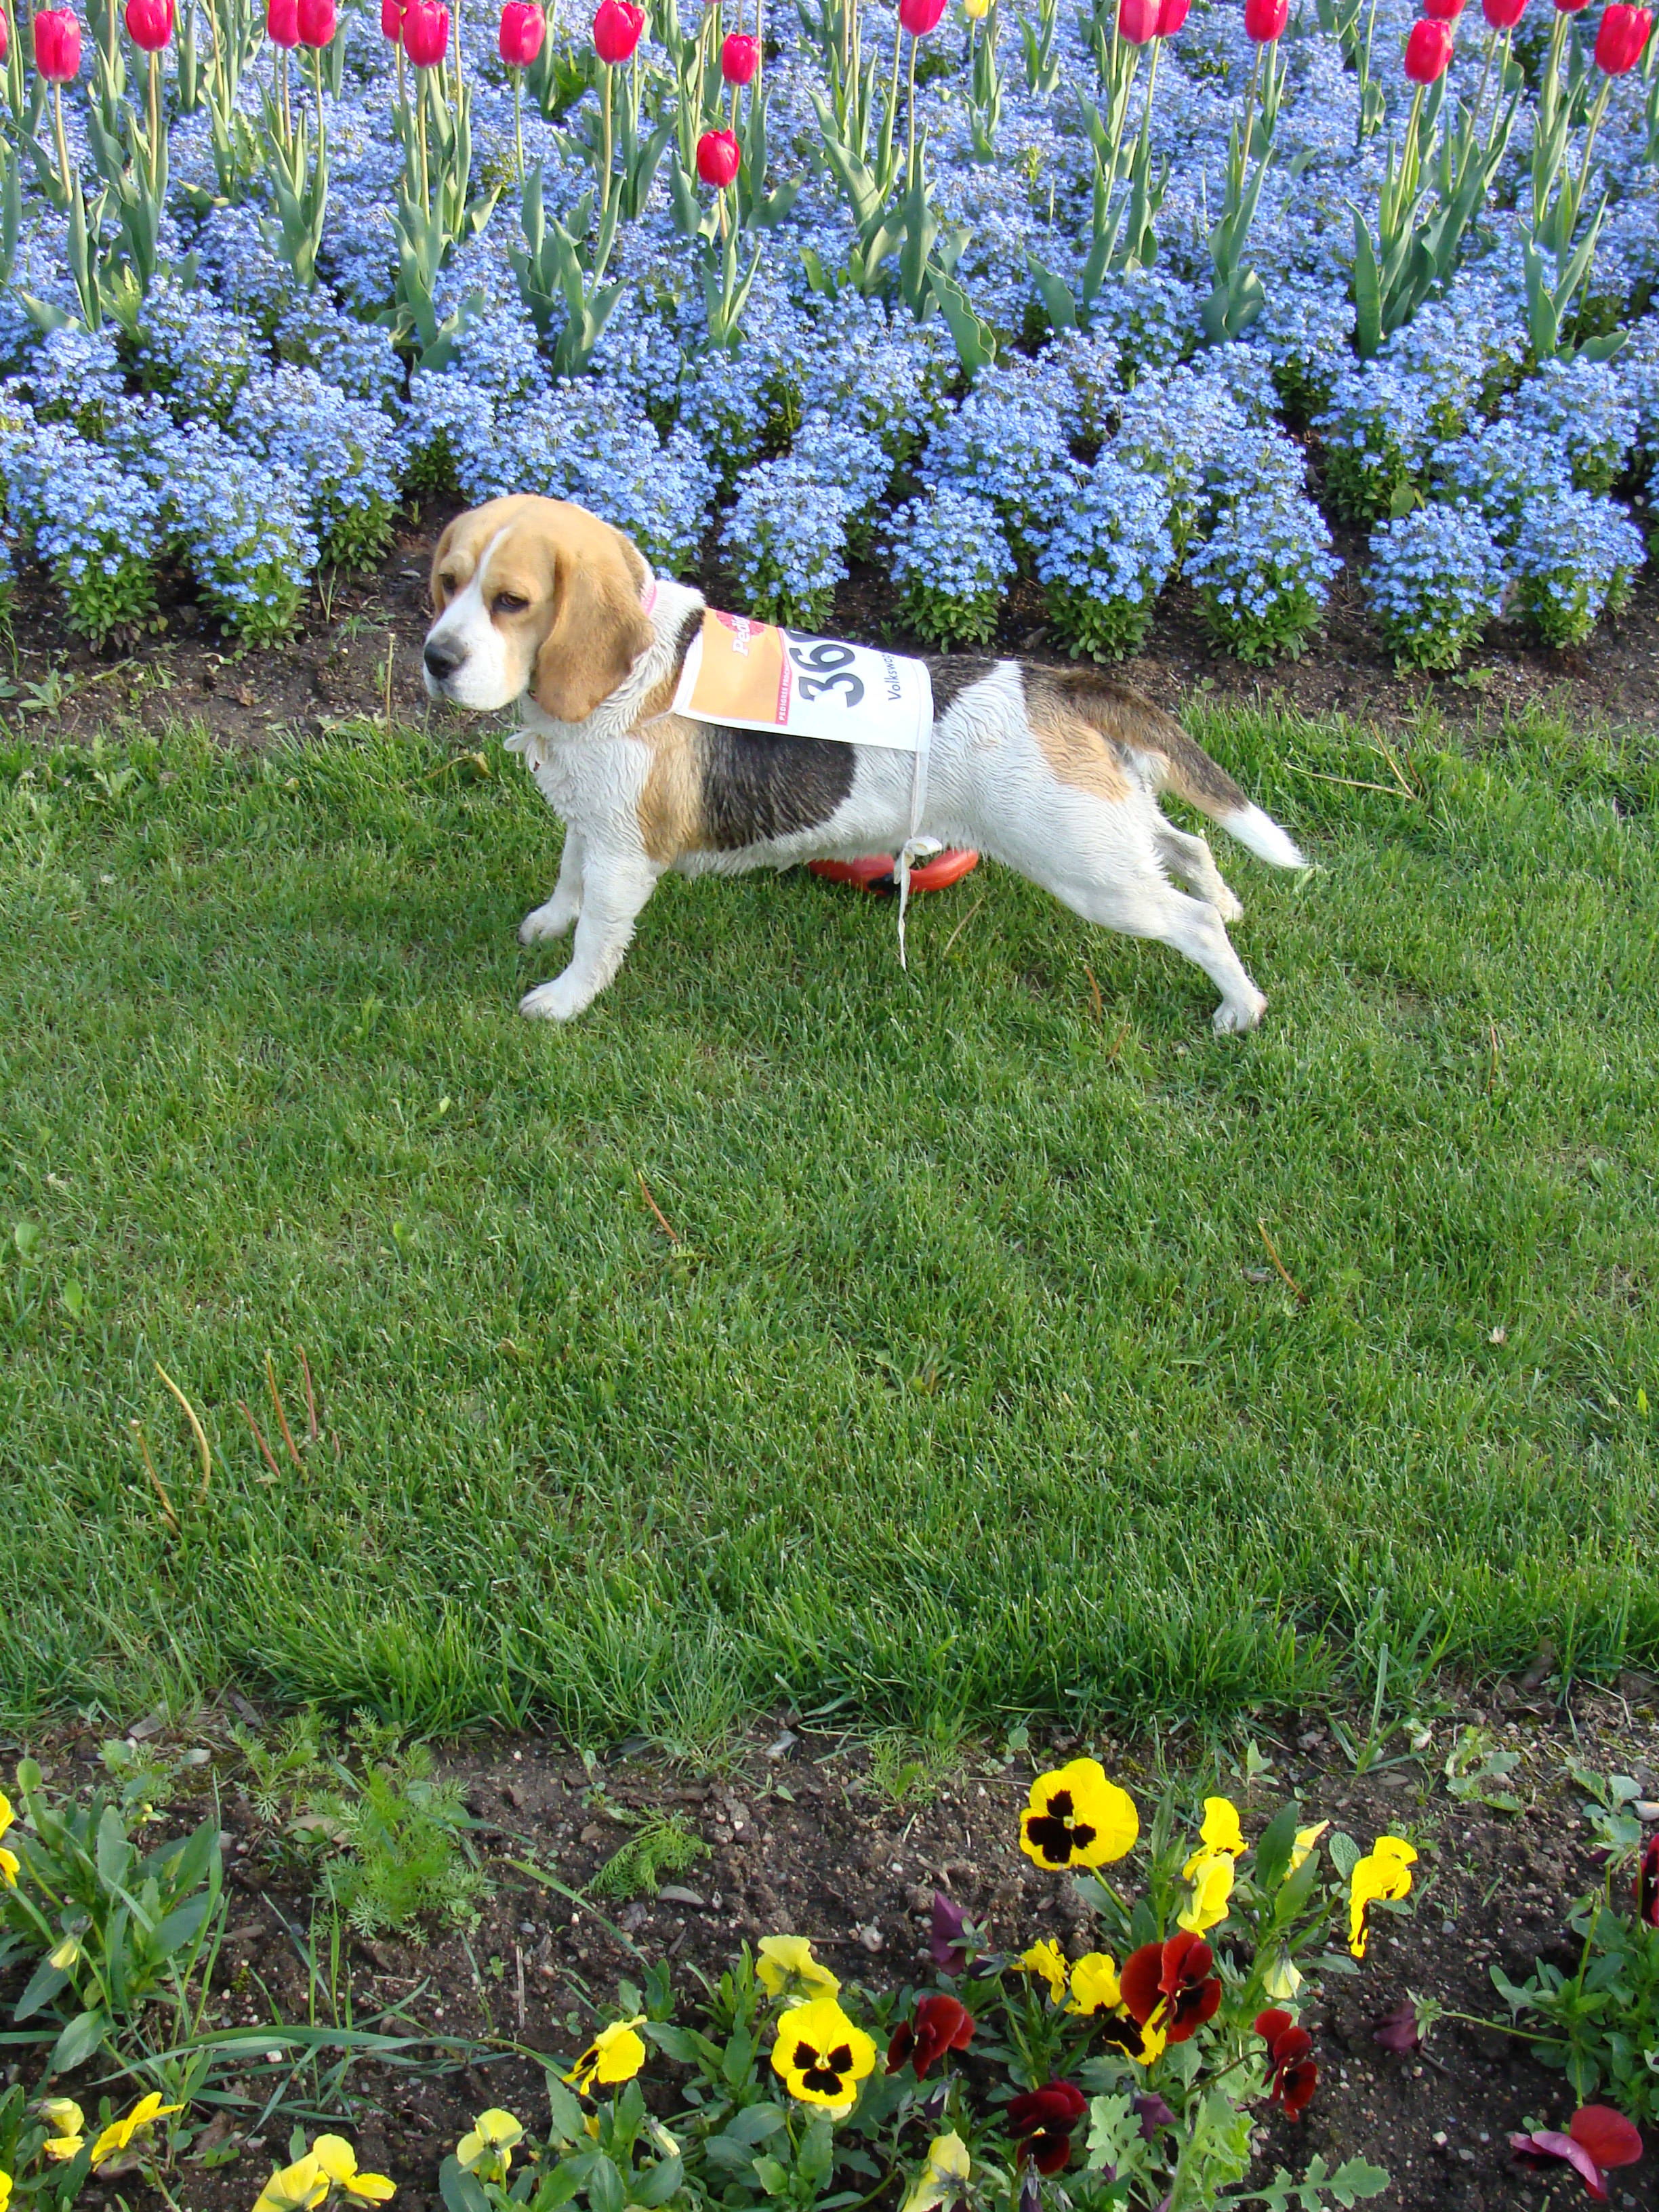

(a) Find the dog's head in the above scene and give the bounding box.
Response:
[422,496,656,720]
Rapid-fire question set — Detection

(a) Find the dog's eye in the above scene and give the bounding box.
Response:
[492,592,530,615]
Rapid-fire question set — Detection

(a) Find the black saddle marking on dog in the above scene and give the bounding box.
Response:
[697,722,857,850]
[926,655,1000,718]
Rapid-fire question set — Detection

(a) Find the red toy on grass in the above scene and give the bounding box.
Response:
[809,851,980,895]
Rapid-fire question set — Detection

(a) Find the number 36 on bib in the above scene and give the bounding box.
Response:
[670,610,933,754]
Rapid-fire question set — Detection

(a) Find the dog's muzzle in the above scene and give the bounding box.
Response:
[423,636,466,695]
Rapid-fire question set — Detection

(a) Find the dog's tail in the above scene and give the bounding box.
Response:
[1151,716,1306,871]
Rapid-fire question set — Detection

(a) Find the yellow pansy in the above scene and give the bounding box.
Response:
[1348,1837,1417,1959]
[756,1935,840,2007]
[48,1936,81,1970]
[1261,1947,1303,2003]
[1288,1822,1328,1875]
[0,2171,12,2212]
[455,2110,524,2183]
[769,1995,877,2116]
[1015,1938,1068,2003]
[1176,1848,1236,1936]
[0,1795,18,1885]
[312,2137,396,2203]
[39,2101,84,2139]
[565,2017,647,2094]
[253,2153,330,2212]
[90,2091,183,2168]
[1197,1797,1246,1857]
[1063,1952,1122,2017]
[1100,2009,1167,2068]
[1019,1759,1139,1870]
[901,2131,971,2212]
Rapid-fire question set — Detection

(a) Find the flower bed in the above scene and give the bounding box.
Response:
[0,0,1655,665]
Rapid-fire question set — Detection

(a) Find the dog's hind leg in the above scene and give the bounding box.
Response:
[520,827,586,944]
[519,851,660,1021]
[1048,863,1268,1036]
[1155,821,1244,923]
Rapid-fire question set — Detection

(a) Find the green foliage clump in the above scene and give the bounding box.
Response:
[591,1815,709,1901]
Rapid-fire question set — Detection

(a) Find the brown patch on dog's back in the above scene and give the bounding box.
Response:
[928,655,1002,717]
[1023,666,1248,820]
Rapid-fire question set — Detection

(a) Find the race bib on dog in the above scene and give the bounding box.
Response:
[672,611,932,752]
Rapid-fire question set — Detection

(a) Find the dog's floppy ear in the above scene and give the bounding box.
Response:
[428,516,463,613]
[532,521,655,725]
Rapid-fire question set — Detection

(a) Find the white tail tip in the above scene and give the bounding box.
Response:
[1223,803,1305,871]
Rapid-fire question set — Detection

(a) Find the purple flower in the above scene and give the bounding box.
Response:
[1132,2093,1176,2141]
[1373,1998,1423,2055]
[930,1892,968,1973]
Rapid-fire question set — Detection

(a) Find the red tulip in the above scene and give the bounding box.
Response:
[266,0,299,44]
[402,0,447,61]
[1118,0,1159,38]
[1404,16,1454,75]
[125,0,172,47]
[1553,0,1591,13]
[1422,0,1465,16]
[1243,0,1288,36]
[591,0,642,59]
[720,28,758,78]
[499,0,544,62]
[1481,0,1525,20]
[695,125,740,184]
[898,0,947,30]
[1595,0,1650,66]
[297,0,335,41]
[0,11,9,58]
[1155,0,1189,28]
[33,6,81,77]
[380,0,403,35]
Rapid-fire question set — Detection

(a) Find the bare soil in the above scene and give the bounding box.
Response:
[16,1679,1659,2212]
[7,497,1659,757]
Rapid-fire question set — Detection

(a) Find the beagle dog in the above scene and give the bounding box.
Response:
[422,495,1306,1031]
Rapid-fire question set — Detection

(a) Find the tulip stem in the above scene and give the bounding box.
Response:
[312,39,325,166]
[600,55,613,228]
[146,45,159,195]
[416,65,429,209]
[905,24,916,189]
[50,77,71,201]
[512,63,523,175]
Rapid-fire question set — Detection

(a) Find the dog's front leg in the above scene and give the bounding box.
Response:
[518,852,661,1022]
[519,827,586,944]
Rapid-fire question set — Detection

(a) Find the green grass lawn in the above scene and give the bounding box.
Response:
[1,703,1654,1745]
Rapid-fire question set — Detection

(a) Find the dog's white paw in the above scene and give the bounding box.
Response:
[1212,989,1267,1036]
[518,897,579,945]
[519,975,594,1022]
[1214,887,1246,924]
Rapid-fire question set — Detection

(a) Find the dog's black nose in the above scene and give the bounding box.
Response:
[424,638,466,682]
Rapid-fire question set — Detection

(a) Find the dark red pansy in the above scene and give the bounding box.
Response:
[1121,1933,1222,2044]
[1255,2009,1317,2121]
[1637,1836,1659,1928]
[1008,2082,1088,2175]
[1511,2106,1643,2203]
[887,1994,974,2078]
